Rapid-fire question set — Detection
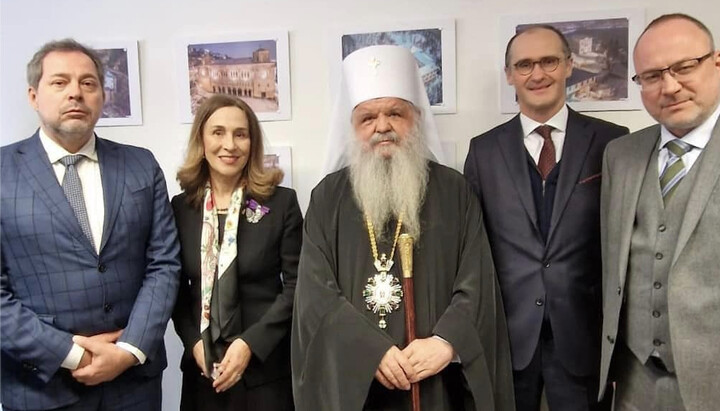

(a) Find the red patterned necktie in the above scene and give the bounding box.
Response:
[536,125,556,180]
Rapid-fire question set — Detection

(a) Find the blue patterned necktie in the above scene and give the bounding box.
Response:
[60,155,95,248]
[659,139,693,203]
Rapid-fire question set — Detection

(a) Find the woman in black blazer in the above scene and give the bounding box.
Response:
[172,94,301,410]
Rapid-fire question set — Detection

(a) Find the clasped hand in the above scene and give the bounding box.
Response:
[374,337,454,390]
[192,339,252,393]
[71,329,138,386]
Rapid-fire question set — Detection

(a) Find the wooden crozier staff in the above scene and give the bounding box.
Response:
[398,234,420,411]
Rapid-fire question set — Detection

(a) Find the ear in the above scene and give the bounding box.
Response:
[565,57,574,79]
[28,87,39,110]
[505,66,514,86]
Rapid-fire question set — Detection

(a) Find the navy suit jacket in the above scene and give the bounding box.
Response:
[464,109,628,376]
[0,132,181,410]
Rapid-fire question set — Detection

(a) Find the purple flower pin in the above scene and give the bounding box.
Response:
[245,199,270,223]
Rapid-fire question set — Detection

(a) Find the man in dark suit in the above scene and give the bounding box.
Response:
[464,26,628,410]
[1,39,180,410]
[600,14,720,410]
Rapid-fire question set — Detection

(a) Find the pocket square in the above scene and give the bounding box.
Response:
[578,173,602,184]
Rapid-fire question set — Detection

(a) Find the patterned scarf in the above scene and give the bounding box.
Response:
[199,184,244,335]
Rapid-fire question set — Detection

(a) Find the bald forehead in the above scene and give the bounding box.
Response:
[508,27,566,62]
[636,17,714,55]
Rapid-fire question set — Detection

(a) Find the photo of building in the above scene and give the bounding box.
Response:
[187,40,279,114]
[96,48,132,118]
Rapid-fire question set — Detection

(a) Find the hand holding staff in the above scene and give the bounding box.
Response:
[398,234,421,411]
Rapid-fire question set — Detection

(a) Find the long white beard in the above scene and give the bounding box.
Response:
[348,124,430,241]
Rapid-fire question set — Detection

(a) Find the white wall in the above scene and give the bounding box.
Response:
[1,1,718,410]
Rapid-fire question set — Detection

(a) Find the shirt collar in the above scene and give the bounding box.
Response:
[39,128,98,164]
[659,102,720,151]
[520,104,569,138]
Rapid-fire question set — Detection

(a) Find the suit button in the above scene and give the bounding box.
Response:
[655,253,663,260]
[658,224,666,232]
[98,264,107,273]
[653,339,662,347]
[535,298,544,306]
[654,281,662,289]
[607,335,615,344]
[543,262,550,268]
[652,310,661,318]
[617,286,622,295]
[104,304,113,313]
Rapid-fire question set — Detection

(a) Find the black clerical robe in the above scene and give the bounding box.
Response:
[291,162,515,411]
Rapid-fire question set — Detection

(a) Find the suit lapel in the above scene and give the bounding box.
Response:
[617,126,660,286]
[97,137,125,254]
[547,109,594,242]
[497,115,539,231]
[673,118,720,264]
[14,133,96,255]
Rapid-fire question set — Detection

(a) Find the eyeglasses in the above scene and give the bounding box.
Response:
[511,56,566,75]
[632,52,714,90]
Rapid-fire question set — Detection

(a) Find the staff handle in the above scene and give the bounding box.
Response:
[398,234,420,411]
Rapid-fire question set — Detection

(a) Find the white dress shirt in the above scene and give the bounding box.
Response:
[39,130,145,369]
[520,104,569,165]
[657,103,720,174]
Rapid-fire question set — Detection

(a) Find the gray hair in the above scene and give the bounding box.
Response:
[27,38,105,90]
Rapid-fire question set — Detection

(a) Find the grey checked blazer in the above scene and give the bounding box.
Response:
[599,118,720,409]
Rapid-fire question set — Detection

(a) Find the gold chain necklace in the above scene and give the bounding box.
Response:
[362,213,404,329]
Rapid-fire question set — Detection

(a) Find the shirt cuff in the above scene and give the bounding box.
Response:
[432,335,461,363]
[116,342,146,364]
[61,343,86,370]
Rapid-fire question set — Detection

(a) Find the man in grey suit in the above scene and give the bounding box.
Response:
[599,13,720,410]
[465,26,628,410]
[1,39,180,410]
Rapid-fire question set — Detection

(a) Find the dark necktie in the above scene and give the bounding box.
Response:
[659,138,693,203]
[536,125,556,180]
[59,155,95,248]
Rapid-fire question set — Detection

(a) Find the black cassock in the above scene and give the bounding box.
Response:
[292,162,515,411]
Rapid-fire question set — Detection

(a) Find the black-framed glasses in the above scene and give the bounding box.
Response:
[512,56,566,75]
[632,52,714,89]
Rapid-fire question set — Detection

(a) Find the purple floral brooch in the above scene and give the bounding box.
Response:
[244,199,270,223]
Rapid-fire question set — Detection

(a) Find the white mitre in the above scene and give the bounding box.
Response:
[322,45,445,173]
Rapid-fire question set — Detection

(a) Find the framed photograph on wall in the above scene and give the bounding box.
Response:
[264,146,293,188]
[90,40,142,126]
[175,31,291,123]
[330,19,456,114]
[499,8,645,113]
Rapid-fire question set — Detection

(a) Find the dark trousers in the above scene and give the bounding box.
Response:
[513,321,608,411]
[179,370,294,411]
[2,374,161,411]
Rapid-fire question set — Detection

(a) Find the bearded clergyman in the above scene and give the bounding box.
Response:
[291,45,515,411]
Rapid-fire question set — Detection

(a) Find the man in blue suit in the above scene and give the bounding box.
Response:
[1,39,181,410]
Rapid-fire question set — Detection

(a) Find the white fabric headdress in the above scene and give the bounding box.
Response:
[323,45,445,173]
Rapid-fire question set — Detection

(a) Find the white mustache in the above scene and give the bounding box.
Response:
[369,132,399,145]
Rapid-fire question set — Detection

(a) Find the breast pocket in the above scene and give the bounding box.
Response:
[118,185,153,237]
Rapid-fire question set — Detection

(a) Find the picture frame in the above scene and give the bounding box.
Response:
[90,40,143,126]
[175,31,291,123]
[330,19,457,114]
[264,146,293,188]
[498,8,645,113]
